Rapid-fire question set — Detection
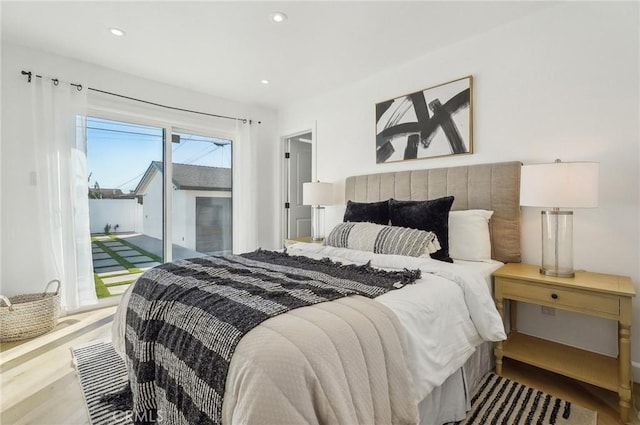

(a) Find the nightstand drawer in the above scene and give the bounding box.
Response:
[499,278,619,317]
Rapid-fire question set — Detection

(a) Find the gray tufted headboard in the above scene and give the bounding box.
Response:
[344,161,522,263]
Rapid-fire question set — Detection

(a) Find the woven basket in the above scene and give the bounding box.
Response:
[0,280,61,342]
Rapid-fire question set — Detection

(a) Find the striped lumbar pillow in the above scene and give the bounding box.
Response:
[325,222,440,258]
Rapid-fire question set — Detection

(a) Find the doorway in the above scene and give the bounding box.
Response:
[195,196,232,255]
[284,132,312,239]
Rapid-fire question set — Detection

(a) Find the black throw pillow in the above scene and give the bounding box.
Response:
[343,200,390,225]
[389,196,455,262]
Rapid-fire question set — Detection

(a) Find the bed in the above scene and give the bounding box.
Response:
[113,161,522,425]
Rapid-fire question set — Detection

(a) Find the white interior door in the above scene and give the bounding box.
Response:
[286,134,312,238]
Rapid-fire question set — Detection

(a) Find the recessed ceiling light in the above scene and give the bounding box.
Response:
[109,27,125,36]
[269,12,287,23]
[260,80,270,85]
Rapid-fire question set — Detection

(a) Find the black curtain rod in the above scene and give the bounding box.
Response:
[21,70,253,124]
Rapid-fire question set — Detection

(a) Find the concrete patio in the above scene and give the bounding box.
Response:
[118,233,205,261]
[91,233,204,297]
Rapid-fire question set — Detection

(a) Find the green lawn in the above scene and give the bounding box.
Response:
[91,235,161,299]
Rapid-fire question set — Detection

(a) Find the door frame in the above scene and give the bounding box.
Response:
[280,123,316,244]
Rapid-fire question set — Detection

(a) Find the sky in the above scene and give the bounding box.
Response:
[86,117,232,193]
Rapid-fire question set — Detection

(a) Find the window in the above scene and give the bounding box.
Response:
[86,117,232,298]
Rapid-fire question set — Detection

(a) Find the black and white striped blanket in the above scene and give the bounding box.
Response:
[125,249,420,425]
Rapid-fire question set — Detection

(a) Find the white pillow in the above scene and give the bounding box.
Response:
[448,209,493,262]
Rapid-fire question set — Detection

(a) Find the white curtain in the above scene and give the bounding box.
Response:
[31,79,96,310]
[233,119,259,253]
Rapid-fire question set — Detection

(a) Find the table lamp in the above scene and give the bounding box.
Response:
[302,181,333,241]
[520,159,599,278]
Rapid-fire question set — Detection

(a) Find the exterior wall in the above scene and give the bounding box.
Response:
[141,172,164,241]
[88,199,142,234]
[172,189,188,249]
[139,172,232,252]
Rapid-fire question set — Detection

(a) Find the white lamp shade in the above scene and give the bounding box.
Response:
[520,161,599,208]
[303,182,333,206]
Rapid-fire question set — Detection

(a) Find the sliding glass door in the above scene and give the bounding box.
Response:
[86,117,164,298]
[171,130,233,260]
[86,118,233,298]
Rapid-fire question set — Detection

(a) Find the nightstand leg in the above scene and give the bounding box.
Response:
[495,297,504,375]
[618,323,631,423]
[509,300,517,333]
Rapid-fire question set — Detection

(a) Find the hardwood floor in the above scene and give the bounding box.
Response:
[502,358,640,425]
[1,307,116,425]
[1,306,638,424]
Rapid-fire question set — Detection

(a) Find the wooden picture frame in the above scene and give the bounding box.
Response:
[375,75,473,164]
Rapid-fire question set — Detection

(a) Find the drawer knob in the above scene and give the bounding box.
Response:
[551,293,559,299]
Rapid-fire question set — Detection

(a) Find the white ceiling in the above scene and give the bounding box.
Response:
[2,1,556,109]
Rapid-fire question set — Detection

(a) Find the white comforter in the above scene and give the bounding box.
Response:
[113,244,506,415]
[285,243,506,402]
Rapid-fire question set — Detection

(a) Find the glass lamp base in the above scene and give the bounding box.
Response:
[540,210,575,278]
[539,267,575,278]
[311,206,325,241]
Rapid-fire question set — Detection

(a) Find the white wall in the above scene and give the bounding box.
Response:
[1,43,278,297]
[141,171,164,242]
[173,188,188,249]
[278,3,640,376]
[89,199,141,234]
[140,171,233,252]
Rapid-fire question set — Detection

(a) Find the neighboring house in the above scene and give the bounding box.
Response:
[134,161,232,255]
[88,187,117,199]
[89,187,137,199]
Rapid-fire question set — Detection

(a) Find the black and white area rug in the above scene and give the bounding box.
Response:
[72,340,597,425]
[457,372,597,425]
[71,339,132,425]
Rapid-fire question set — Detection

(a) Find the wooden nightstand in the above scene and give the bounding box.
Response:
[493,263,635,423]
[283,236,324,248]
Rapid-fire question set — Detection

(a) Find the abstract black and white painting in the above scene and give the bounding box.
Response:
[376,76,473,163]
